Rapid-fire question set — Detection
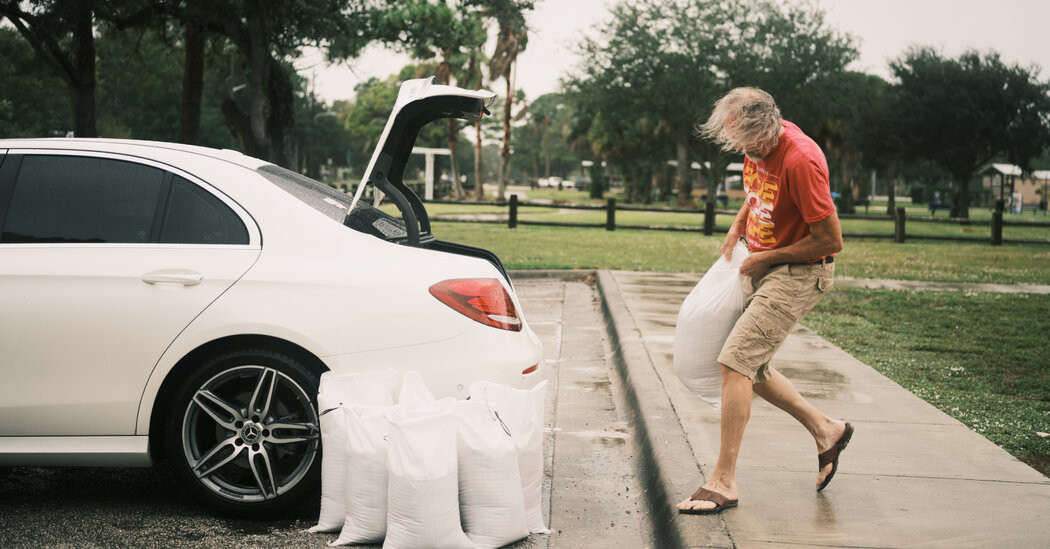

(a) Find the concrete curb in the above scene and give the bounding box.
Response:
[594,270,735,549]
[508,269,596,281]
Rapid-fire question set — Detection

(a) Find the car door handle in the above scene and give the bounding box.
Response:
[142,270,203,286]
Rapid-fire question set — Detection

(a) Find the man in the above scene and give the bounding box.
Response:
[676,87,852,514]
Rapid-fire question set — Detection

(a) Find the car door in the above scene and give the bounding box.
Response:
[0,151,261,436]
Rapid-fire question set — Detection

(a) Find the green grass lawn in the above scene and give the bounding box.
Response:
[433,222,1050,284]
[416,200,1050,243]
[804,288,1050,476]
[435,222,722,271]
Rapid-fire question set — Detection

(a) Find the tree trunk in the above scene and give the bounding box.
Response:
[951,173,971,218]
[674,138,693,208]
[633,164,653,203]
[220,99,257,156]
[660,163,672,201]
[530,133,539,190]
[886,164,897,216]
[497,74,512,201]
[266,59,296,168]
[706,156,723,206]
[543,118,551,179]
[474,120,484,201]
[247,15,270,157]
[588,154,604,199]
[448,119,463,199]
[72,5,97,137]
[838,155,855,214]
[179,16,205,144]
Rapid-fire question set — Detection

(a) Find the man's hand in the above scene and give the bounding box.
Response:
[720,229,742,260]
[739,250,772,278]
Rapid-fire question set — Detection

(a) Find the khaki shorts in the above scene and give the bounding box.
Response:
[717,262,834,383]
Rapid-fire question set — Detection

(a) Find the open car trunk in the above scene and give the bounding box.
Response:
[342,78,511,283]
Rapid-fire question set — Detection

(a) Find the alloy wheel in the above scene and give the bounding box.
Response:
[180,365,319,502]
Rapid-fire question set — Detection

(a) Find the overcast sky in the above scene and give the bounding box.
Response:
[303,0,1050,104]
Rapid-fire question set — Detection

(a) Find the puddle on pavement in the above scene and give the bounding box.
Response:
[777,365,848,384]
[639,319,678,330]
[796,385,872,403]
[637,295,691,307]
[571,380,611,393]
[563,429,630,447]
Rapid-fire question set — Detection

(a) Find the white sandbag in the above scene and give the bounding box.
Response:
[467,380,550,534]
[673,240,749,409]
[329,404,392,546]
[454,400,529,548]
[309,369,399,533]
[384,399,474,549]
[398,370,436,407]
[320,369,400,408]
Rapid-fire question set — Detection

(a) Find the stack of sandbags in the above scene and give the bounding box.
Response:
[313,371,548,549]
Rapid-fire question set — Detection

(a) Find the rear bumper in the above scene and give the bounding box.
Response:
[322,321,544,400]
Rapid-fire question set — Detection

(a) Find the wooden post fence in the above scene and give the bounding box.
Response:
[703,202,716,236]
[606,198,616,231]
[992,211,1003,245]
[894,207,906,243]
[508,194,518,229]
[991,199,1003,245]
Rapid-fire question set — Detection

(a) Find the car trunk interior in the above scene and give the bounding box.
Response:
[342,91,511,284]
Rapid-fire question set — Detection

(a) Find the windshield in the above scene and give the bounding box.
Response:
[257,164,352,223]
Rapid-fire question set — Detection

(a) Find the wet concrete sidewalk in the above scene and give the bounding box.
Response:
[594,270,1050,549]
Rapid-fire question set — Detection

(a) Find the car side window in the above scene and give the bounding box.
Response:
[160,176,248,245]
[2,155,164,243]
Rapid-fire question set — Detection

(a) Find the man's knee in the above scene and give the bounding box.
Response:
[720,363,752,382]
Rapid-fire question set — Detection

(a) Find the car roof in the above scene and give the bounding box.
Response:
[0,138,268,171]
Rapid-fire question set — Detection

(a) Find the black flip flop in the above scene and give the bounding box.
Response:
[678,487,739,515]
[817,422,854,492]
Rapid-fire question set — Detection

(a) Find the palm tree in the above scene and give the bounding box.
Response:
[479,0,532,201]
[438,8,485,199]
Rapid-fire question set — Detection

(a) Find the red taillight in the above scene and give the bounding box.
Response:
[429,278,522,332]
[522,364,538,375]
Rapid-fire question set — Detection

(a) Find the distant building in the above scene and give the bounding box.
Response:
[724,162,745,201]
[979,163,1049,209]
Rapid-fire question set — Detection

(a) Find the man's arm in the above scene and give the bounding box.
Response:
[739,212,843,278]
[720,204,749,259]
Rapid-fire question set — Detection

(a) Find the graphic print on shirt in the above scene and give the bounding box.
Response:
[743,162,779,246]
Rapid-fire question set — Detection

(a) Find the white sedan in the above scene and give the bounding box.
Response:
[0,78,543,517]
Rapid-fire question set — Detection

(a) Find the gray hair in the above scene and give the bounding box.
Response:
[698,87,782,156]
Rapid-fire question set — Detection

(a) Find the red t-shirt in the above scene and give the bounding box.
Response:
[742,120,835,260]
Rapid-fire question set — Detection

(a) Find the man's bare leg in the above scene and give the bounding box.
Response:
[676,364,752,512]
[752,369,847,486]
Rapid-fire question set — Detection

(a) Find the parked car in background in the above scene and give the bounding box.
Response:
[0,78,544,517]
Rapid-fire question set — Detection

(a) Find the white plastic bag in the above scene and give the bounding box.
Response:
[383,398,474,549]
[467,380,550,534]
[673,240,750,408]
[309,369,399,533]
[329,404,392,546]
[453,400,529,548]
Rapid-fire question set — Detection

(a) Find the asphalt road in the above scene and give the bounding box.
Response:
[0,277,648,549]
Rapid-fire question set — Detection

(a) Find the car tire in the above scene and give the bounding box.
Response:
[164,348,322,517]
